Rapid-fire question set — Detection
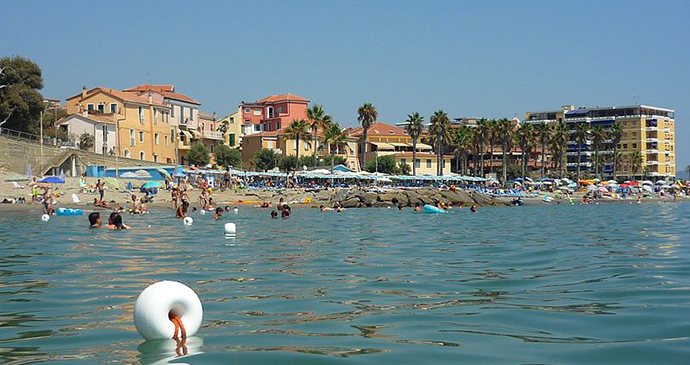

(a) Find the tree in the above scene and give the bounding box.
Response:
[41,107,68,139]
[365,155,397,174]
[574,123,590,183]
[323,123,347,170]
[474,119,489,176]
[610,122,623,181]
[282,119,311,172]
[214,144,241,168]
[187,142,210,166]
[404,112,425,176]
[486,119,498,175]
[299,155,316,168]
[551,122,569,178]
[427,110,452,176]
[357,103,378,169]
[307,104,331,170]
[515,122,535,180]
[534,122,551,177]
[591,126,607,179]
[79,132,94,151]
[496,118,514,185]
[324,154,346,167]
[451,126,472,176]
[279,155,298,171]
[629,151,642,180]
[398,162,411,175]
[253,148,279,171]
[0,56,45,134]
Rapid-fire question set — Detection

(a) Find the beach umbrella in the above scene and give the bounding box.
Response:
[587,184,597,191]
[641,180,653,186]
[655,180,666,185]
[157,168,171,178]
[597,186,609,193]
[607,180,617,184]
[26,165,32,179]
[40,176,65,184]
[134,169,153,178]
[141,181,163,189]
[120,172,139,178]
[642,185,653,193]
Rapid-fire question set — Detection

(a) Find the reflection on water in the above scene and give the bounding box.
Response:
[0,202,689,364]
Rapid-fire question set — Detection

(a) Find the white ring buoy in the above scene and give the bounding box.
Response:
[41,214,50,222]
[183,217,193,226]
[133,281,203,340]
[224,222,236,235]
[200,210,206,215]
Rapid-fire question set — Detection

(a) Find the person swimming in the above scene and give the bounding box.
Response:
[106,212,130,230]
[470,204,478,213]
[397,203,404,210]
[320,205,333,212]
[281,209,290,219]
[176,201,189,218]
[414,202,422,212]
[88,212,102,228]
[224,205,230,212]
[270,210,278,219]
[212,207,223,219]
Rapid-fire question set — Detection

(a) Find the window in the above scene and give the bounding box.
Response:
[305,142,310,151]
[154,110,158,124]
[253,109,261,116]
[632,131,637,137]
[155,133,159,145]
[129,129,135,146]
[267,106,274,118]
[171,129,175,141]
[189,108,194,121]
[442,160,446,168]
[138,106,144,122]
[87,103,95,112]
[623,143,628,149]
[165,135,169,146]
[171,106,175,117]
[123,149,130,158]
[140,151,145,160]
[97,104,104,113]
[401,158,407,165]
[153,154,158,162]
[254,124,261,132]
[229,134,236,146]
[110,103,117,113]
[415,159,420,168]
[277,122,281,130]
[139,131,144,142]
[102,126,108,143]
[167,158,172,163]
[632,143,637,149]
[244,108,250,113]
[426,159,432,168]
[267,141,275,149]
[210,144,214,153]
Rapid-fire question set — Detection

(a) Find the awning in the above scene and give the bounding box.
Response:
[192,130,201,139]
[179,130,193,139]
[389,142,410,147]
[416,143,433,150]
[370,142,394,150]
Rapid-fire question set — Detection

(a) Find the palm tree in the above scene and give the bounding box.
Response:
[574,123,590,183]
[591,126,606,179]
[515,122,535,180]
[427,110,452,176]
[307,104,328,170]
[323,123,347,170]
[486,119,498,175]
[686,165,690,180]
[534,122,551,178]
[357,103,378,170]
[452,126,473,175]
[553,122,569,178]
[404,112,425,176]
[610,122,623,181]
[629,151,642,180]
[475,118,489,176]
[495,118,513,184]
[282,119,311,172]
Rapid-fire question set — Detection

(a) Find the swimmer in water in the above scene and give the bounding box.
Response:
[281,208,290,219]
[320,205,333,212]
[414,202,422,212]
[270,210,278,219]
[176,201,189,218]
[106,212,130,230]
[88,212,102,228]
[224,205,230,212]
[470,204,477,213]
[212,207,223,219]
[277,198,285,210]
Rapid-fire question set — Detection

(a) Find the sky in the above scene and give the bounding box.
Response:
[2,0,689,170]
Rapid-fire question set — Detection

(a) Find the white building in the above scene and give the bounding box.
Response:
[58,113,117,155]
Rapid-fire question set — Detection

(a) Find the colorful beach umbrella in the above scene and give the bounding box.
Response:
[40,176,65,184]
[141,181,162,189]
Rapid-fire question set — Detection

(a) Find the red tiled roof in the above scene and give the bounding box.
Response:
[392,151,452,158]
[124,84,201,105]
[66,87,167,107]
[58,113,116,125]
[256,93,309,103]
[349,122,408,137]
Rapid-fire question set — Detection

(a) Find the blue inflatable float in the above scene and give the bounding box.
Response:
[423,204,446,214]
[56,208,83,216]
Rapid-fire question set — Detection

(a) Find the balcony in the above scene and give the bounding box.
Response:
[646,138,658,143]
[646,149,659,154]
[201,130,223,140]
[567,162,592,167]
[566,151,592,156]
[646,160,659,165]
[645,126,658,132]
[178,141,191,150]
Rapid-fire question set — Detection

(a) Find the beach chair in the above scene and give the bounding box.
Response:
[11,181,25,189]
[72,194,81,204]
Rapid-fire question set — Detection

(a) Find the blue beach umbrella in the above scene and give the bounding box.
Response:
[40,176,65,184]
[141,181,163,189]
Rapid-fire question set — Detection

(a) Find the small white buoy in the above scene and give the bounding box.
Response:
[183,217,193,226]
[224,222,236,235]
[41,214,50,222]
[200,210,206,215]
[233,207,238,214]
[133,281,203,340]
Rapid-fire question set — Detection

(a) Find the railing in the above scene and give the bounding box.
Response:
[0,126,77,148]
[201,130,223,140]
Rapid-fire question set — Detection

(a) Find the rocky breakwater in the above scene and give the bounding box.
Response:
[330,188,507,208]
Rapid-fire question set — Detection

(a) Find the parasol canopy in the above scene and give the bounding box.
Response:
[141,181,163,189]
[40,176,65,184]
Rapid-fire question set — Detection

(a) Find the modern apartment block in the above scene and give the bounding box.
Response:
[525,105,676,180]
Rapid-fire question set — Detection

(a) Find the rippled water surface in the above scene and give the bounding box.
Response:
[1,202,689,364]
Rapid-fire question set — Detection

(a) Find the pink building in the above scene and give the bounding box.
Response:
[240,93,309,135]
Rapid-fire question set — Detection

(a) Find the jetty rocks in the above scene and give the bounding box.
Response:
[328,188,505,208]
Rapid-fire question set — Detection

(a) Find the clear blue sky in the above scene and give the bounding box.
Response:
[2,0,688,170]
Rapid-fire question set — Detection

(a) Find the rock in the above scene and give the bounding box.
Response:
[361,192,379,207]
[377,192,397,203]
[372,201,396,208]
[341,197,361,208]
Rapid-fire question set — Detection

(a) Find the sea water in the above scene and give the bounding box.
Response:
[0,202,688,364]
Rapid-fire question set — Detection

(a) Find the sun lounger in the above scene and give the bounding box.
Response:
[11,181,25,189]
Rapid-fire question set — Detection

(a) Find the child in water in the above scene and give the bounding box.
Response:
[212,207,223,220]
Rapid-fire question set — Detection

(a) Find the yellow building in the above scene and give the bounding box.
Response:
[65,87,176,163]
[240,129,321,170]
[525,104,676,180]
[348,122,451,174]
[218,107,243,148]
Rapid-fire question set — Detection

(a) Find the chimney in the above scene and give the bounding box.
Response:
[148,91,152,104]
[82,86,87,99]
